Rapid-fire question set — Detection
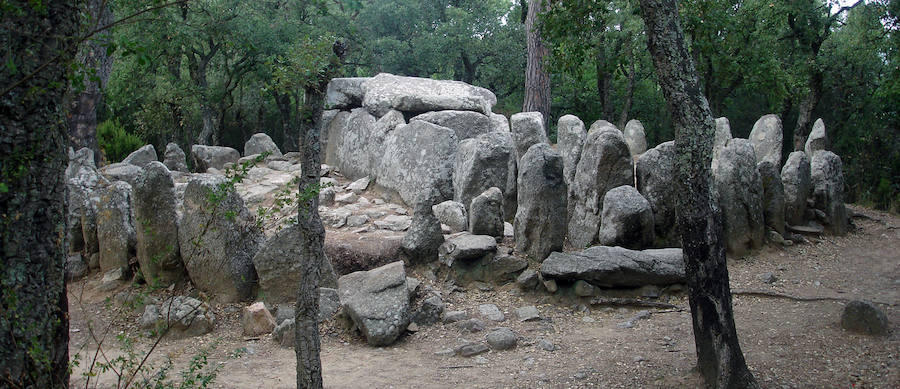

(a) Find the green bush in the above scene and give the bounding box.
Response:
[98,119,144,163]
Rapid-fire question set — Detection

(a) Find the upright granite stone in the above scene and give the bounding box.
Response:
[163,142,188,173]
[361,73,496,116]
[179,174,262,302]
[433,200,468,232]
[325,77,368,109]
[714,117,732,151]
[66,148,107,253]
[402,197,445,264]
[514,143,567,261]
[123,144,158,167]
[469,187,504,238]
[133,162,185,285]
[713,139,765,257]
[623,119,647,157]
[338,108,378,179]
[96,181,136,273]
[411,110,496,141]
[367,110,406,177]
[510,112,548,162]
[636,141,678,246]
[378,120,458,205]
[805,118,827,157]
[338,261,410,346]
[101,163,144,187]
[567,122,634,249]
[252,225,339,303]
[810,151,848,235]
[540,246,685,287]
[557,114,587,189]
[191,145,240,172]
[749,114,783,166]
[491,113,510,132]
[243,133,282,158]
[453,131,516,216]
[781,151,812,226]
[597,185,654,249]
[323,110,351,167]
[757,161,786,235]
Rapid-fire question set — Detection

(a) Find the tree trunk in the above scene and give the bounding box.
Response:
[793,72,823,152]
[275,92,298,152]
[597,55,614,121]
[67,0,113,159]
[197,104,218,145]
[1,2,80,387]
[618,60,637,129]
[523,0,551,130]
[636,1,759,388]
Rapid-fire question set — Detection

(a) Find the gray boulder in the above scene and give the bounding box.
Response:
[514,143,567,261]
[101,163,144,187]
[453,132,517,217]
[244,133,282,158]
[597,185,654,249]
[781,151,812,226]
[540,246,685,287]
[557,114,587,188]
[841,300,890,335]
[749,114,783,166]
[433,201,467,232]
[338,261,410,346]
[402,198,445,264]
[438,234,497,266]
[636,141,678,246]
[325,234,404,275]
[319,110,339,161]
[361,73,496,116]
[810,151,848,235]
[713,139,765,257]
[469,187,504,238]
[123,144,158,167]
[133,162,185,285]
[378,120,458,205]
[323,110,351,167]
[140,296,214,338]
[191,145,240,172]
[65,254,88,281]
[510,112,548,162]
[805,118,827,157]
[325,77,368,110]
[252,225,338,303]
[623,119,647,157]
[96,181,136,273]
[66,148,107,254]
[337,108,378,179]
[163,142,188,173]
[411,295,445,326]
[486,328,518,350]
[319,287,341,321]
[714,117,732,151]
[491,113,510,132]
[367,110,406,176]
[568,122,634,249]
[179,174,262,302]
[757,161,786,235]
[411,110,496,141]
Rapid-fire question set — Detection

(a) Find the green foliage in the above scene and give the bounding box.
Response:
[98,118,144,163]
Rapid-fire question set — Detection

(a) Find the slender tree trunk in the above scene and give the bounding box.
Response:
[637,1,759,388]
[793,72,823,151]
[67,0,112,159]
[618,60,637,129]
[597,58,614,121]
[1,2,81,387]
[197,104,217,145]
[523,0,551,130]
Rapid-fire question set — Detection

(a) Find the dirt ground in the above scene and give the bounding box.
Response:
[68,204,899,388]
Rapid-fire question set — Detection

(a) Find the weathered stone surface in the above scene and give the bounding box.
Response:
[516,269,540,290]
[469,187,504,238]
[805,118,827,157]
[453,132,517,217]
[597,185,654,249]
[242,302,276,336]
[133,162,185,285]
[514,143,567,261]
[338,261,410,346]
[714,117,732,151]
[510,112,548,162]
[191,145,240,172]
[411,295,444,326]
[749,114,783,166]
[623,120,647,157]
[635,141,678,246]
[841,300,890,335]
[347,177,370,194]
[252,225,338,303]
[515,306,541,322]
[491,113,510,132]
[478,304,505,322]
[325,233,404,275]
[179,174,262,302]
[323,110,351,167]
[433,200,467,232]
[486,327,517,350]
[557,114,587,189]
[66,254,88,281]
[378,120,458,205]
[141,296,215,338]
[757,161,786,235]
[123,144,158,167]
[374,215,412,231]
[319,287,341,321]
[163,142,188,172]
[574,280,596,296]
[402,198,445,264]
[456,342,490,357]
[540,246,685,287]
[810,151,848,235]
[338,108,378,179]
[244,133,282,158]
[272,318,295,348]
[488,255,528,282]
[439,234,497,264]
[101,163,144,187]
[411,110,496,141]
[96,181,136,273]
[326,77,368,109]
[713,139,765,257]
[568,122,634,249]
[781,151,812,226]
[362,73,496,116]
[443,310,469,324]
[67,148,107,254]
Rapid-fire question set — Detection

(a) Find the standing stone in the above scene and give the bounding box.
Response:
[378,120,458,205]
[567,122,634,249]
[123,144,158,167]
[623,119,647,157]
[453,131,517,217]
[781,151,812,226]
[338,261,410,346]
[361,73,497,116]
[66,148,107,254]
[191,145,240,172]
[101,163,144,187]
[557,114,587,189]
[367,110,406,177]
[325,77,368,110]
[338,108,378,180]
[810,151,848,235]
[411,110,496,141]
[179,174,262,302]
[491,113,510,132]
[133,162,185,285]
[433,200,468,232]
[511,112,549,162]
[243,133,282,158]
[805,118,827,157]
[241,302,276,336]
[712,139,765,257]
[96,181,136,273]
[163,142,188,173]
[714,117,732,151]
[749,114,783,166]
[514,143,567,261]
[252,225,339,303]
[636,141,678,246]
[597,185,654,249]
[402,197,445,264]
[757,161,786,235]
[319,110,339,161]
[469,187,504,238]
[323,110,351,167]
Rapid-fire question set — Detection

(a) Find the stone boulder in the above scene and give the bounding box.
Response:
[781,151,812,226]
[326,77,368,109]
[252,225,339,303]
[469,187,504,238]
[66,148,107,254]
[841,300,890,335]
[337,108,378,179]
[325,233,404,275]
[453,132,516,213]
[411,110,496,141]
[540,246,684,287]
[378,120,458,205]
[123,144,158,167]
[805,118,827,157]
[367,110,406,175]
[810,151,848,235]
[557,114,587,188]
[714,117,732,151]
[439,234,499,283]
[623,119,647,157]
[757,161,786,235]
[514,143,567,261]
[66,254,88,281]
[433,201,467,232]
[179,174,262,302]
[597,185,654,249]
[510,112,548,162]
[242,302,276,336]
[568,122,634,249]
[338,261,410,346]
[244,133,282,158]
[101,163,144,187]
[361,73,496,116]
[323,111,351,167]
[402,198,445,264]
[636,141,678,246]
[749,114,783,166]
[96,181,136,273]
[191,145,240,172]
[140,296,214,338]
[163,142,188,173]
[491,113,510,132]
[133,162,185,285]
[713,139,765,257]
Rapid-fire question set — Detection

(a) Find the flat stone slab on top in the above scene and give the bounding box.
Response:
[540,246,684,287]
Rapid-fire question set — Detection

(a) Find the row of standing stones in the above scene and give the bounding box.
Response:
[65,73,886,347]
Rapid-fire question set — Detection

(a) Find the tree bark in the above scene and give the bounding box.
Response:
[618,60,637,129]
[1,2,81,387]
[523,0,551,131]
[636,1,759,388]
[67,0,113,159]
[793,72,822,151]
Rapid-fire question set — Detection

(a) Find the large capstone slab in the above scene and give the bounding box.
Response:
[361,73,497,116]
[540,246,685,287]
[338,261,410,346]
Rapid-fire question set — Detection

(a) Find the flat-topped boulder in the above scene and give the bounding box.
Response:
[540,246,684,287]
[411,110,496,141]
[326,77,368,109]
[338,261,410,346]
[191,145,240,172]
[361,73,496,116]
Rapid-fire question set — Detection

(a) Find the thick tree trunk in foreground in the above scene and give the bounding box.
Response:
[1,2,81,387]
[523,0,551,130]
[67,0,112,158]
[637,1,759,388]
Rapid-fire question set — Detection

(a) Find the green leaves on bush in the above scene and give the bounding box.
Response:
[98,119,144,163]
